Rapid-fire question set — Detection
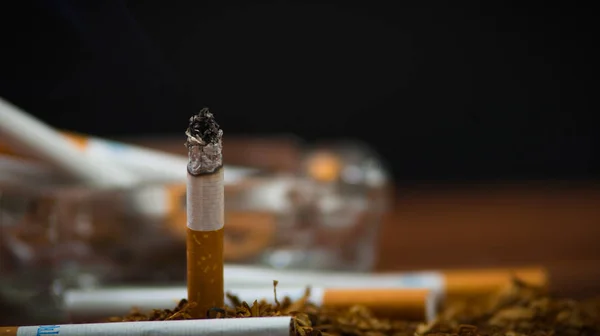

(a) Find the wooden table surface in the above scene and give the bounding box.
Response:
[123,135,600,298]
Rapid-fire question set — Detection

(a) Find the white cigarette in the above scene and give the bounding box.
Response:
[0,130,257,186]
[59,132,256,184]
[222,264,444,291]
[65,286,439,322]
[0,97,140,188]
[4,316,294,336]
[221,265,548,301]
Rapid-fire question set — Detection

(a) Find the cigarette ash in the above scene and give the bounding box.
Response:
[185,108,223,175]
[107,279,600,336]
[186,108,222,147]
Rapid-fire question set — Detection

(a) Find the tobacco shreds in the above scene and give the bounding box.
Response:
[107,279,600,336]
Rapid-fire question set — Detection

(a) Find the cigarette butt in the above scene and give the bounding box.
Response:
[442,266,548,301]
[1,317,294,336]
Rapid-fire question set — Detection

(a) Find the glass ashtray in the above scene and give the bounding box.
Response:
[0,140,391,323]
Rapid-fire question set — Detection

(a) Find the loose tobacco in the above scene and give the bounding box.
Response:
[108,280,600,336]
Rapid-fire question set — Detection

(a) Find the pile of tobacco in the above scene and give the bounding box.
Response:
[108,280,600,336]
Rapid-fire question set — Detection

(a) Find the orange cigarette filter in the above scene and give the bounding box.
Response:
[186,219,224,318]
[0,327,17,336]
[321,288,437,321]
[442,266,549,301]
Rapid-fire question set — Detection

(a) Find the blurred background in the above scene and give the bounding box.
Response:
[0,0,598,325]
[2,1,596,182]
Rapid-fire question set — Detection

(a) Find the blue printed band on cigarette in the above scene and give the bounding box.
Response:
[0,316,294,336]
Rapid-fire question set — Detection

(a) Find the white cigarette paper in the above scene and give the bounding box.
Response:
[187,169,224,231]
[65,287,311,318]
[11,317,293,336]
[223,265,445,292]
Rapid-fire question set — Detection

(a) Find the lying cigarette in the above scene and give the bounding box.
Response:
[0,137,255,186]
[185,109,225,318]
[221,265,548,300]
[0,97,139,188]
[0,97,257,223]
[62,266,546,321]
[0,127,255,220]
[64,286,438,321]
[0,316,294,336]
[0,122,255,186]
[58,131,256,184]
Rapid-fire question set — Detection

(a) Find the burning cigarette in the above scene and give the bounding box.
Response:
[185,108,225,318]
[65,286,438,322]
[0,317,294,336]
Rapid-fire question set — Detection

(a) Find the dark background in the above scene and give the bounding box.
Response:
[0,1,595,184]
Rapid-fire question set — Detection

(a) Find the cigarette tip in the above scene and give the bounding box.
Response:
[186,108,222,146]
